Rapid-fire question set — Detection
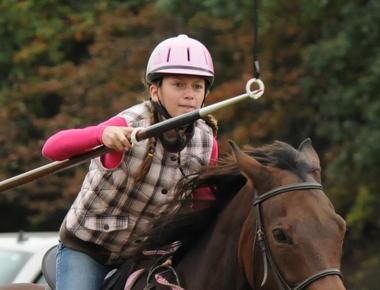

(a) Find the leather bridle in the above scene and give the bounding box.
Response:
[251,182,342,290]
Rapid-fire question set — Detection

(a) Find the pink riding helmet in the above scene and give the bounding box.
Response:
[146,34,214,86]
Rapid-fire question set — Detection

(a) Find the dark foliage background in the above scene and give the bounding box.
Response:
[1,1,379,288]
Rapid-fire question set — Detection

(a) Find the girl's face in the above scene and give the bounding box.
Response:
[150,75,206,117]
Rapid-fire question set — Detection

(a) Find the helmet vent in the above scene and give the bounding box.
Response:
[187,48,190,62]
[166,48,171,62]
[203,51,208,64]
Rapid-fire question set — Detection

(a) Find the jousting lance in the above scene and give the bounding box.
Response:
[0,78,264,193]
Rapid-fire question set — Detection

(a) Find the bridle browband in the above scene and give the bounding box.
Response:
[251,182,342,290]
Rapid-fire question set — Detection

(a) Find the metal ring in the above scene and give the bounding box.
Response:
[130,127,143,146]
[245,78,264,99]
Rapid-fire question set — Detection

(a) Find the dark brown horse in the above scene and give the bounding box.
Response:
[0,139,347,290]
[110,138,347,290]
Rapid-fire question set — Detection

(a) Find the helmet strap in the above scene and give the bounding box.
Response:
[151,101,195,153]
[153,97,172,120]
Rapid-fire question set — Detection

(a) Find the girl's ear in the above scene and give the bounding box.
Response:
[150,84,159,102]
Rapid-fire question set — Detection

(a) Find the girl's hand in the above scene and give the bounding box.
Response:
[102,126,134,151]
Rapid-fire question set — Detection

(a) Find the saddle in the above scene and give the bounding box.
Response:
[41,245,57,290]
[102,241,184,290]
[41,242,184,290]
[40,245,125,290]
[40,244,121,290]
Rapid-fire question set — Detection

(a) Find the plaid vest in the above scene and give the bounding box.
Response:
[64,102,214,263]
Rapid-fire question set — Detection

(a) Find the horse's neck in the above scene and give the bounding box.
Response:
[176,184,253,290]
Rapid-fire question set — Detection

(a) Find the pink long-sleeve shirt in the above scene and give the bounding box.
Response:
[42,116,127,168]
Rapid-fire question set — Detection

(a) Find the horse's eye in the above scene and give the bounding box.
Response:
[272,228,292,244]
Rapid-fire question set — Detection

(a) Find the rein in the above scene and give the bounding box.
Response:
[251,182,342,290]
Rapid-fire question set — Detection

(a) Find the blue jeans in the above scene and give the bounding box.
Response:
[56,242,113,290]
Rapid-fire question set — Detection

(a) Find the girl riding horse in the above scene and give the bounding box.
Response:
[41,34,218,290]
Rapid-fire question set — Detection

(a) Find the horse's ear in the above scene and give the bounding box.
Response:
[228,140,265,183]
[298,138,320,169]
[298,138,321,181]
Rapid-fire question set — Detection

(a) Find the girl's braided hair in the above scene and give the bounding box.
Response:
[132,102,157,187]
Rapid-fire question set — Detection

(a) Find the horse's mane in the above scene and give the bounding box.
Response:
[139,140,310,250]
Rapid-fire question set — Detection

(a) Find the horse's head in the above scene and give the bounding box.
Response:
[231,139,346,290]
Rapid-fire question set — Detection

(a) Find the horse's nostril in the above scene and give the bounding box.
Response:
[272,228,293,244]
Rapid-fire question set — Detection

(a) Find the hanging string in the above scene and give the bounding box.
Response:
[253,0,261,79]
